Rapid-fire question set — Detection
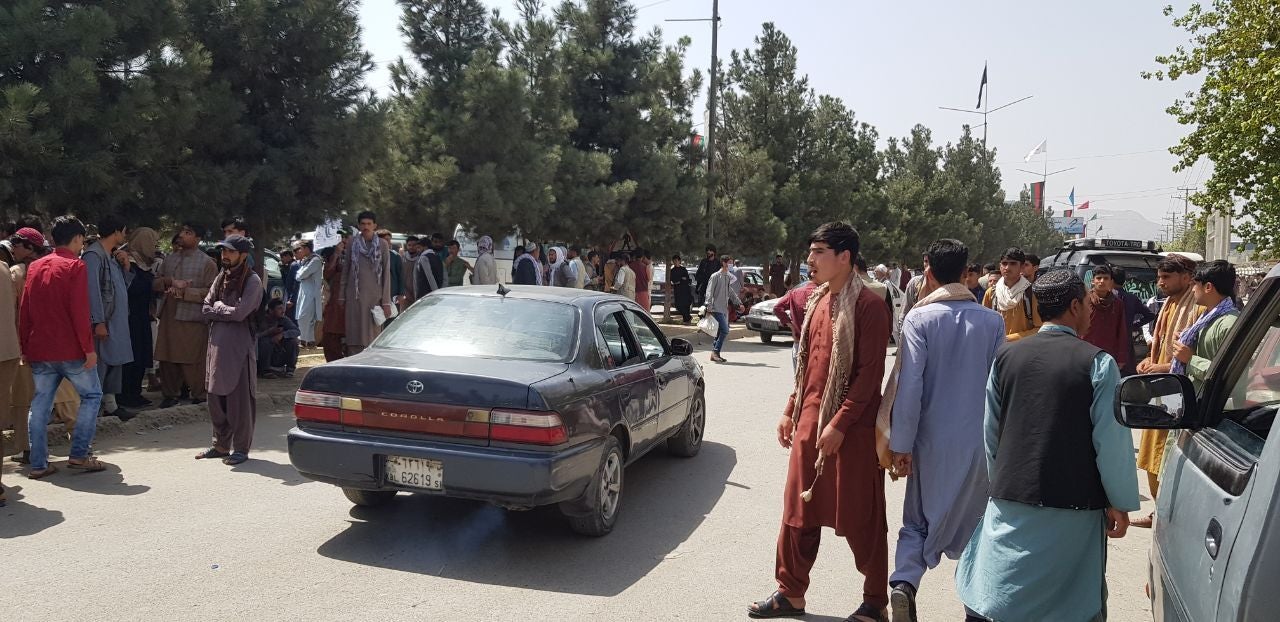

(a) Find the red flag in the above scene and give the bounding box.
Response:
[1030,182,1045,214]
[1064,209,1073,217]
[1078,201,1090,210]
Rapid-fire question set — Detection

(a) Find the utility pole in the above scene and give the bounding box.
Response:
[668,1,720,243]
[707,0,720,243]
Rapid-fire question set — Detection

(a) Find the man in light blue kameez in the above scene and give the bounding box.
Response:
[957,269,1140,622]
[887,239,1005,622]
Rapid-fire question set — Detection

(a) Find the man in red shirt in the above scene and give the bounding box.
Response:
[19,216,106,478]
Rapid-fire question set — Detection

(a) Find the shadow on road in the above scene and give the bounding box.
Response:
[41,462,150,496]
[316,441,738,596]
[230,457,315,487]
[0,485,65,538]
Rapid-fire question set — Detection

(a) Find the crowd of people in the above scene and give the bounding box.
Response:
[750,221,1244,622]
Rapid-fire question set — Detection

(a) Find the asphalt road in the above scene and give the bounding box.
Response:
[0,337,1156,621]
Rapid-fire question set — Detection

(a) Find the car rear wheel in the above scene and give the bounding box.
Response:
[667,390,705,457]
[342,488,397,507]
[760,332,773,344]
[567,435,624,537]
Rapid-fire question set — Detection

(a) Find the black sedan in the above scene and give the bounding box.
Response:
[287,285,706,536]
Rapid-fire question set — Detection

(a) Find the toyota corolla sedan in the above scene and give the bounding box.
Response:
[287,285,706,536]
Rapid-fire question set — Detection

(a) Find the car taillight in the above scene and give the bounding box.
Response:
[489,409,567,445]
[295,390,341,423]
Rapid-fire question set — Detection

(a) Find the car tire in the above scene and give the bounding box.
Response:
[342,488,397,507]
[567,435,624,537]
[760,332,773,344]
[667,389,705,458]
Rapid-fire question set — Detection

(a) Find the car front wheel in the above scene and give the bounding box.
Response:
[567,435,624,537]
[342,488,397,507]
[760,332,773,344]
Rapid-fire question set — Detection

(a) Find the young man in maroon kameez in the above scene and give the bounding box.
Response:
[750,222,892,622]
[1082,265,1130,372]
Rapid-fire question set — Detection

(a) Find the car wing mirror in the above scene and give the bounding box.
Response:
[669,338,693,357]
[1114,373,1198,429]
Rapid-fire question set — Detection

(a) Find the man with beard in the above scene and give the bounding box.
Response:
[154,223,219,408]
[749,222,891,622]
[1132,254,1203,528]
[885,239,1005,622]
[196,235,263,466]
[694,245,720,308]
[982,248,1042,342]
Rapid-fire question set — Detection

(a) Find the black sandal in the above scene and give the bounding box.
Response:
[195,447,230,460]
[222,452,248,466]
[845,603,888,622]
[748,591,806,619]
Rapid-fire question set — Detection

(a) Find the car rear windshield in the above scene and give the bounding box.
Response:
[373,295,577,362]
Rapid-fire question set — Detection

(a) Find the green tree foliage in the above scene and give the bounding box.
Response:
[1146,2,1280,251]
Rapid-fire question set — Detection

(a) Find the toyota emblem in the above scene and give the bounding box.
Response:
[406,380,425,394]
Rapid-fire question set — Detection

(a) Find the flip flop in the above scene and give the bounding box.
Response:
[67,457,107,472]
[195,448,231,460]
[27,465,58,479]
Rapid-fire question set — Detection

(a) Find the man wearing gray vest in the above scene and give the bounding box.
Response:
[955,269,1140,621]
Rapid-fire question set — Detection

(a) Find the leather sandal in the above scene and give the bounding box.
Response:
[748,591,806,619]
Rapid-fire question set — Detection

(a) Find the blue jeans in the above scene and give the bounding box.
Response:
[28,359,103,470]
[712,312,730,353]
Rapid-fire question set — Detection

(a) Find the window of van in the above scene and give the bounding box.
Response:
[1223,317,1280,440]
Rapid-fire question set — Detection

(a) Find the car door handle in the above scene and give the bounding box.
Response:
[1206,519,1222,559]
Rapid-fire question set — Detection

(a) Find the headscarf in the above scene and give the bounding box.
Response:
[549,246,566,272]
[350,232,384,297]
[478,236,494,256]
[993,275,1032,312]
[127,227,159,270]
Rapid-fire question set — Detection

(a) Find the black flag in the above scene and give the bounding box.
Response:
[976,63,987,109]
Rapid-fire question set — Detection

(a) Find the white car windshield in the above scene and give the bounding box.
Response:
[374,295,577,362]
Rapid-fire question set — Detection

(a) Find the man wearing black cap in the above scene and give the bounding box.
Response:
[955,269,1139,621]
[196,234,263,466]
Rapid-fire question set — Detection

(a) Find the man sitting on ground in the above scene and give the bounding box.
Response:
[257,299,300,379]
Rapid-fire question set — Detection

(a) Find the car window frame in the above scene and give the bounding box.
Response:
[594,303,644,370]
[622,307,670,360]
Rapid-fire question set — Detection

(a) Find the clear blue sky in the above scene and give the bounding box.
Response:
[359,1,1204,239]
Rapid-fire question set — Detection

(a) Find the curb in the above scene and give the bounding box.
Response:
[21,375,306,449]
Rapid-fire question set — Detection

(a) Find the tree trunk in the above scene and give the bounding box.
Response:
[661,276,673,323]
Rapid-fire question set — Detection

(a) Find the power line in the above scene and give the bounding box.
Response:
[637,0,676,9]
[995,147,1169,166]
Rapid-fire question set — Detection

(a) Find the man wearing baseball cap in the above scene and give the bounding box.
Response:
[195,234,263,466]
[0,227,46,267]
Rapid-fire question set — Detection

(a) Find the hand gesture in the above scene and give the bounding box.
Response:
[815,426,845,457]
[776,415,795,449]
[891,451,913,478]
[1171,342,1192,365]
[1105,508,1130,538]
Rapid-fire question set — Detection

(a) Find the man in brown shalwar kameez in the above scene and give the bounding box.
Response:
[195,235,263,466]
[154,223,218,408]
[341,211,392,356]
[750,222,892,622]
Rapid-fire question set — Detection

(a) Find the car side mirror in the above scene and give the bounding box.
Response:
[1114,373,1198,429]
[669,338,693,356]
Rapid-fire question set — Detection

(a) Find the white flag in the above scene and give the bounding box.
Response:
[1024,139,1047,162]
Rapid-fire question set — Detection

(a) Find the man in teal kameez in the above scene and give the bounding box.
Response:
[956,269,1140,622]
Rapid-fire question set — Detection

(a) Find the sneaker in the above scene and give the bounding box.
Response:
[889,582,917,622]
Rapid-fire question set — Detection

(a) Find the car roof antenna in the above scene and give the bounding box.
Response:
[497,283,510,297]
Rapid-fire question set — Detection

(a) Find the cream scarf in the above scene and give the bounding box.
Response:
[993,275,1031,312]
[789,275,864,501]
[877,282,977,479]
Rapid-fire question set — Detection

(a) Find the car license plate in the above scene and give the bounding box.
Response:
[755,318,777,330]
[384,455,443,491]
